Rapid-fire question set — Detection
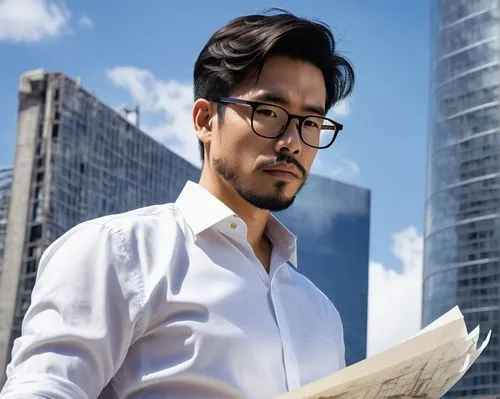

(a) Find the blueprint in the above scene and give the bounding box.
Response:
[279,306,491,399]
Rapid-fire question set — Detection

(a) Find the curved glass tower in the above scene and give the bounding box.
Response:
[424,0,500,396]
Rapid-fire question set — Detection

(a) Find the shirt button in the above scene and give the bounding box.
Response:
[230,222,238,229]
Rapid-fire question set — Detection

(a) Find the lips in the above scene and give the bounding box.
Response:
[259,159,305,181]
[263,169,298,181]
[264,169,297,177]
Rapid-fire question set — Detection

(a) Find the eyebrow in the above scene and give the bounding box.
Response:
[252,91,326,116]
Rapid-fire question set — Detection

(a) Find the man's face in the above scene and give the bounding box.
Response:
[206,56,326,211]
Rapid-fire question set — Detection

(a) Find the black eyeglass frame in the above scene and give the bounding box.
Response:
[215,96,344,149]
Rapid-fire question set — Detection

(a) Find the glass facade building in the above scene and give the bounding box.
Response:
[276,175,371,365]
[424,0,500,396]
[0,70,200,383]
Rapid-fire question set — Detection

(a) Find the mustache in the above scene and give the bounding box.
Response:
[257,153,307,178]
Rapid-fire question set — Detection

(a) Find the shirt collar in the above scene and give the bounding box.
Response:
[265,213,297,267]
[175,181,298,268]
[175,180,235,236]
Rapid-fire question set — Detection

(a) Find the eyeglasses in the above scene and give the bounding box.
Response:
[215,97,343,149]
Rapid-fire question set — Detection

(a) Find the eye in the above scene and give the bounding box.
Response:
[256,108,278,118]
[304,119,320,129]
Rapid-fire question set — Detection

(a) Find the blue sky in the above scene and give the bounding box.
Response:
[0,0,431,355]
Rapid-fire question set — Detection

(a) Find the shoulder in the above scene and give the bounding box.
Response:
[92,202,191,255]
[82,203,187,235]
[56,203,192,248]
[44,203,192,271]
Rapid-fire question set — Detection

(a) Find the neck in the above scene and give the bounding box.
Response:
[199,166,269,249]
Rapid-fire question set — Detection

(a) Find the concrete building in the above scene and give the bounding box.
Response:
[0,167,12,276]
[424,0,500,396]
[0,70,200,382]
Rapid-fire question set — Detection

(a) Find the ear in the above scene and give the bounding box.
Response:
[193,98,215,147]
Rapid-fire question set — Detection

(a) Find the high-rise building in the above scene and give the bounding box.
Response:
[0,167,12,275]
[0,70,201,381]
[424,0,500,396]
[276,175,370,365]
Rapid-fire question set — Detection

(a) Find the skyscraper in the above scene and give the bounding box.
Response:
[0,70,200,381]
[276,175,370,365]
[424,0,500,396]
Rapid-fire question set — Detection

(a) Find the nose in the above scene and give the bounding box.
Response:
[274,117,303,155]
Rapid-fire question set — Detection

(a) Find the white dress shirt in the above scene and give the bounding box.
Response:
[1,181,345,399]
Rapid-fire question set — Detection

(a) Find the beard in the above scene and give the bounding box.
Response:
[212,157,306,212]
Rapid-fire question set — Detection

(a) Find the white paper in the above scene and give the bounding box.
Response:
[278,306,491,399]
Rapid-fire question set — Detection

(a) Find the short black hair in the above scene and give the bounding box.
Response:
[193,9,355,161]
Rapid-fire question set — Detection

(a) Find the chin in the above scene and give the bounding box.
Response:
[237,185,297,211]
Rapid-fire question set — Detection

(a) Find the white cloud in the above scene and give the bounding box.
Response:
[367,226,424,357]
[77,14,93,30]
[312,152,360,182]
[329,98,350,118]
[107,66,199,167]
[0,0,70,42]
[331,156,359,180]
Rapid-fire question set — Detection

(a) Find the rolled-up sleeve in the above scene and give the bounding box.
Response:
[0,222,145,399]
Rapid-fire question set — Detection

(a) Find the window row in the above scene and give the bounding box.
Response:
[437,0,497,27]
[425,182,499,231]
[432,104,500,151]
[437,39,500,82]
[438,8,498,55]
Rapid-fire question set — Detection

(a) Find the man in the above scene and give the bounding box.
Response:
[0,10,354,399]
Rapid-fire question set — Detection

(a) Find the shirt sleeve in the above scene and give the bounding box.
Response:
[338,317,346,369]
[0,222,145,399]
[325,297,346,370]
[330,300,346,370]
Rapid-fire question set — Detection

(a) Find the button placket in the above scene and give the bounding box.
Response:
[218,217,273,286]
[270,267,301,391]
